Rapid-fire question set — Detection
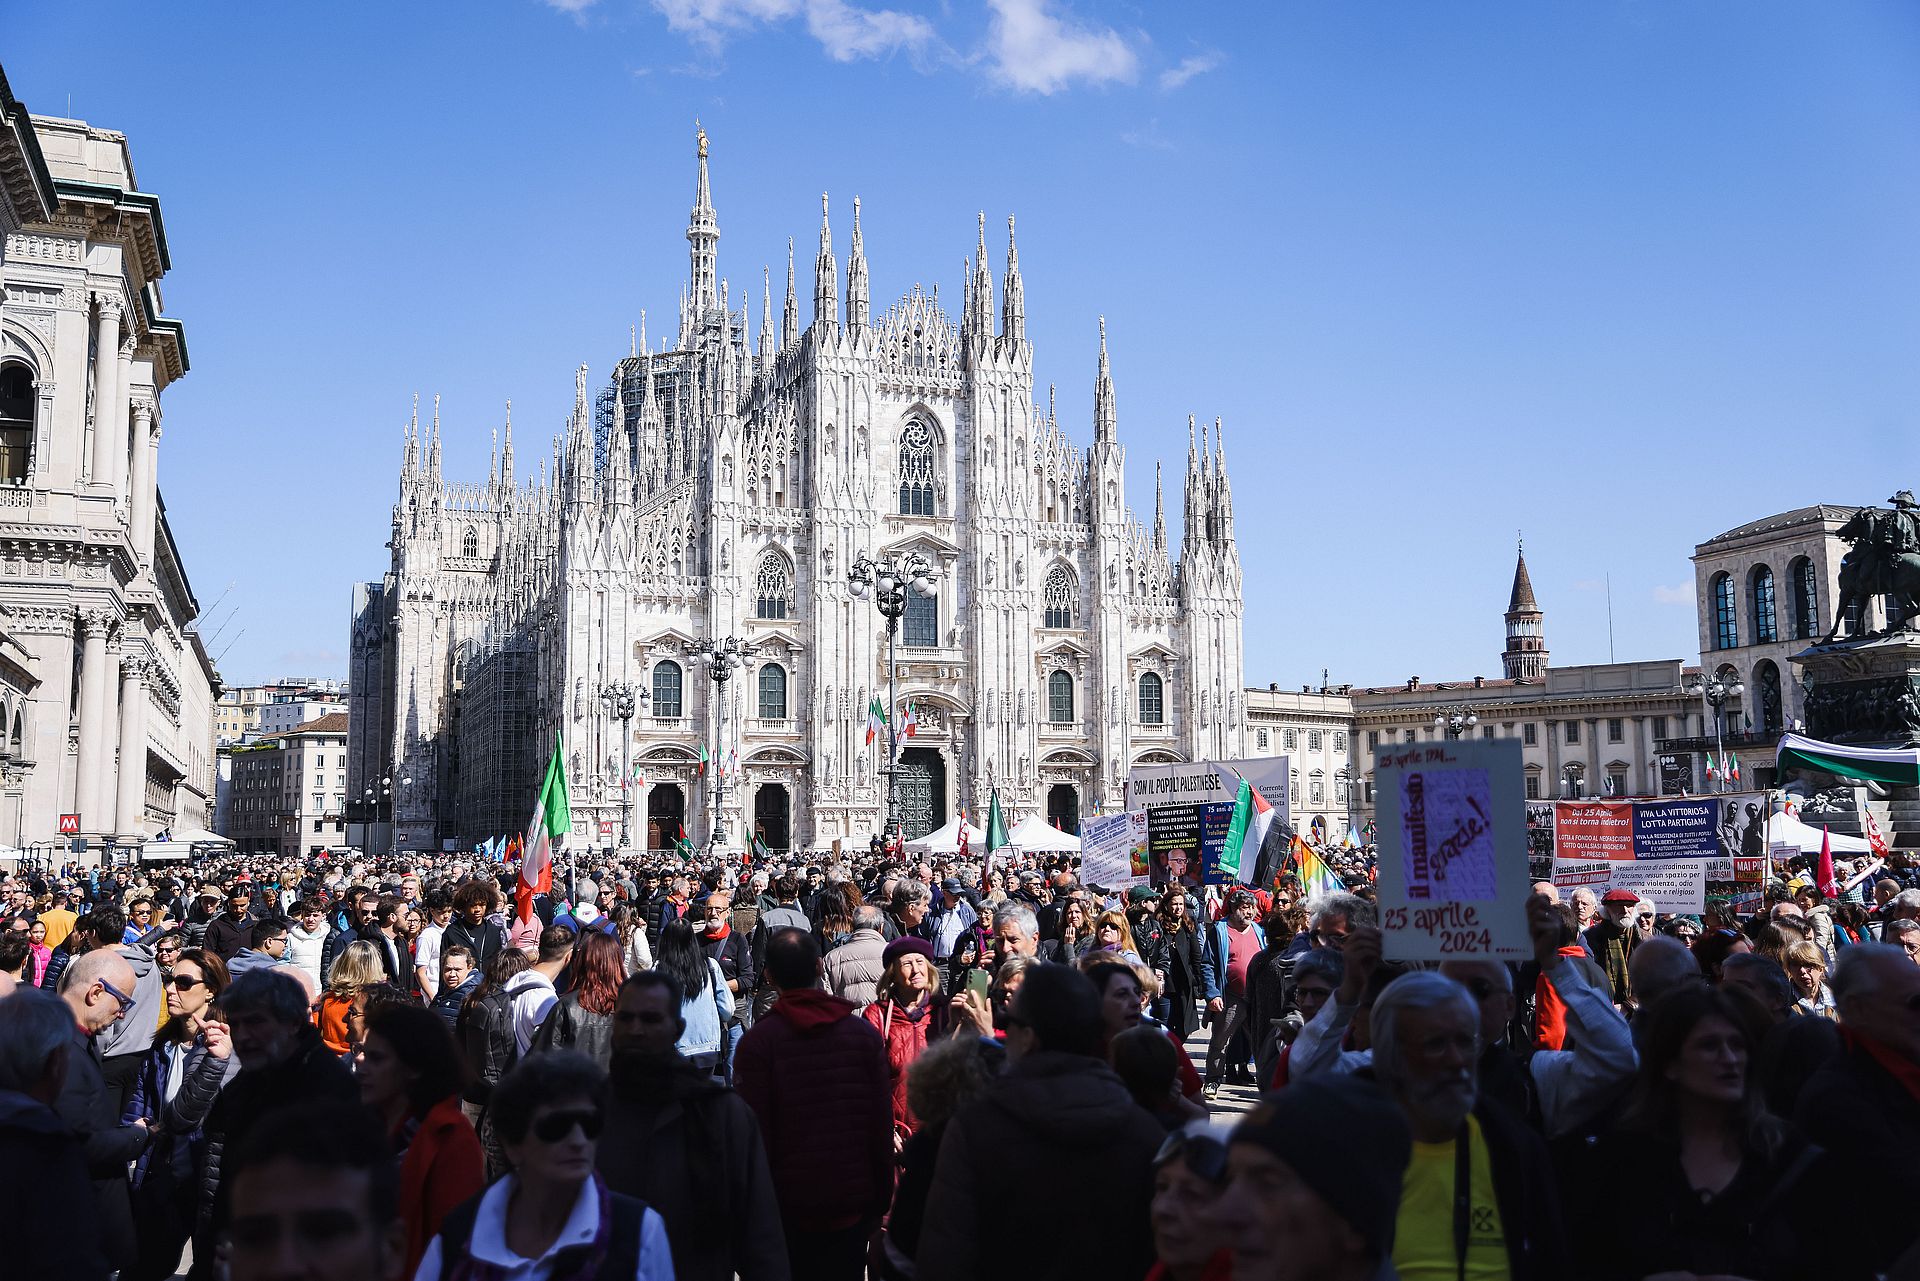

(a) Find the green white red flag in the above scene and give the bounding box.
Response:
[519,733,569,925]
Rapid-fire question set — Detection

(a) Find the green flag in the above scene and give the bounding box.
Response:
[985,790,1010,854]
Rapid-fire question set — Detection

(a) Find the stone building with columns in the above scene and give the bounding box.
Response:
[0,98,217,850]
[352,129,1244,856]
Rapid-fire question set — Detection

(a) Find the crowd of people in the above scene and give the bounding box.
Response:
[0,834,1916,1281]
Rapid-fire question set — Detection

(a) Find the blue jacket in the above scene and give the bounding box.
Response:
[1201,919,1267,1002]
[676,957,737,1058]
[124,1034,238,1189]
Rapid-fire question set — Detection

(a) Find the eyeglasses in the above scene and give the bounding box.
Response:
[99,978,133,1013]
[169,974,207,991]
[1153,1129,1229,1183]
[531,1108,604,1143]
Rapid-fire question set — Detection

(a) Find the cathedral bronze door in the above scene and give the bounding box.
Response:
[649,784,685,849]
[1046,783,1080,836]
[896,747,946,841]
[754,784,791,854]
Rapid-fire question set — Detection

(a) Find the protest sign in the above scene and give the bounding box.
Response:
[1195,803,1237,884]
[1080,812,1146,890]
[1553,857,1614,889]
[1374,738,1529,961]
[1127,758,1289,887]
[1610,858,1708,912]
[1146,804,1204,888]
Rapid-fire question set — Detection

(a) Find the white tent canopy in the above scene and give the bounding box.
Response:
[166,827,236,847]
[1008,814,1081,852]
[1767,812,1871,855]
[904,817,987,855]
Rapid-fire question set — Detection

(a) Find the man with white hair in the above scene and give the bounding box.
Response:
[1368,970,1568,1280]
[1796,943,1920,1276]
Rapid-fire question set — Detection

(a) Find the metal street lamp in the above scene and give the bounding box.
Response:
[1433,708,1479,739]
[1687,672,1745,793]
[600,681,645,848]
[686,637,749,853]
[847,549,938,843]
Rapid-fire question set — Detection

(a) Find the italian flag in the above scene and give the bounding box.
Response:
[697,743,710,776]
[865,696,887,748]
[1705,753,1718,780]
[902,701,919,738]
[518,734,570,925]
[1218,776,1275,886]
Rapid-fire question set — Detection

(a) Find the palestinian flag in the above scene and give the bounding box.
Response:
[518,734,569,926]
[866,696,887,748]
[752,832,770,859]
[674,824,697,857]
[1777,732,1920,788]
[1218,776,1276,886]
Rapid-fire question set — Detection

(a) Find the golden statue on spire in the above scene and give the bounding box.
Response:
[696,120,708,160]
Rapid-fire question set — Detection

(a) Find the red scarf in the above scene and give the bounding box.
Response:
[1532,944,1591,1051]
[704,920,731,942]
[1845,1027,1920,1103]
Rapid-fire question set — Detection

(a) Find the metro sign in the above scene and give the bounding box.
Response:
[57,813,79,836]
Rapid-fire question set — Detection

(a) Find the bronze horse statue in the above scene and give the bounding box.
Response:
[1824,494,1920,641]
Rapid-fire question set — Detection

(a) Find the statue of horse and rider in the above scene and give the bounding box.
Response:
[1824,491,1920,641]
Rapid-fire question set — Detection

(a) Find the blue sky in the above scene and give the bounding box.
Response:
[7,1,1918,689]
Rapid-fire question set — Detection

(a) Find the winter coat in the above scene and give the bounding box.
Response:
[1795,1032,1920,1278]
[822,927,887,1008]
[54,1025,148,1269]
[916,1051,1164,1281]
[0,1088,108,1281]
[529,991,616,1066]
[204,912,254,961]
[429,972,481,1029]
[700,925,754,1023]
[598,1055,790,1281]
[735,988,894,1231]
[440,918,506,973]
[1162,922,1204,997]
[38,942,74,991]
[676,957,736,1059]
[125,1031,238,1190]
[1130,911,1169,979]
[749,904,812,1017]
[862,997,937,1140]
[457,982,521,1106]
[317,923,359,981]
[397,1094,485,1279]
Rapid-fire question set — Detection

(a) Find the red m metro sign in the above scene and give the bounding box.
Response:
[57,813,80,836]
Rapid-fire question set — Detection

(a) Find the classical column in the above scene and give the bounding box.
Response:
[114,656,148,837]
[89,297,123,490]
[128,403,156,566]
[73,611,117,835]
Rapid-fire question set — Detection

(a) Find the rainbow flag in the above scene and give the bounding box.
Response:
[1289,835,1343,901]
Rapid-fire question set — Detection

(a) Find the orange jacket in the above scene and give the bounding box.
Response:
[398,1094,484,1278]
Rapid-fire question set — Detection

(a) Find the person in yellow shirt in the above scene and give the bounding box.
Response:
[1370,970,1569,1281]
[37,890,77,951]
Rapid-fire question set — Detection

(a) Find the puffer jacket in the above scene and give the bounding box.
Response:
[125,1032,239,1189]
[457,984,520,1107]
[735,988,893,1230]
[528,992,615,1066]
[862,998,937,1141]
[915,1051,1163,1281]
[821,928,887,1008]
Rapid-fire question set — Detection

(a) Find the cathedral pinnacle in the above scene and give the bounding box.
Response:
[1001,214,1025,344]
[1154,460,1167,552]
[1094,316,1116,443]
[687,121,720,315]
[814,194,838,332]
[846,196,870,330]
[969,211,993,342]
[404,393,419,473]
[501,400,515,490]
[428,394,442,481]
[759,267,775,370]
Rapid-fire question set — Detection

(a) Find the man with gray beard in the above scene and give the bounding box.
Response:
[1368,971,1568,1281]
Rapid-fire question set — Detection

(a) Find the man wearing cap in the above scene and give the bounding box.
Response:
[1584,887,1643,1006]
[925,878,979,963]
[1201,1076,1411,1281]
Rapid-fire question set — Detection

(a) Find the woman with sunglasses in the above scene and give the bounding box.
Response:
[416,1049,675,1281]
[356,1002,483,1278]
[124,947,236,1281]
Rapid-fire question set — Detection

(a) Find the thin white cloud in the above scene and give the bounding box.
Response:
[543,0,601,12]
[648,0,934,60]
[1653,584,1694,605]
[1158,51,1220,91]
[985,0,1138,95]
[1119,118,1173,151]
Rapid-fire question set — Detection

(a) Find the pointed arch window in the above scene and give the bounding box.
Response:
[898,421,936,516]
[1751,564,1777,644]
[461,527,478,559]
[758,664,788,720]
[1048,670,1075,724]
[755,553,791,620]
[652,661,683,719]
[1044,566,1075,628]
[1137,672,1164,725]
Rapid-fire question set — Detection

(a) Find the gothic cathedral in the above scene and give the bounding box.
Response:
[354,129,1245,855]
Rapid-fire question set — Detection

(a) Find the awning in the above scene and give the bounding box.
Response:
[1775,733,1920,788]
[1766,812,1872,855]
[903,817,987,855]
[1008,814,1081,852]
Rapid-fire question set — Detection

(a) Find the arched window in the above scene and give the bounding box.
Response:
[461,527,478,559]
[1043,566,1075,628]
[758,664,788,720]
[1751,564,1777,644]
[1138,672,1164,724]
[904,585,938,647]
[652,661,683,719]
[1048,670,1074,724]
[1790,557,1818,639]
[1755,659,1783,735]
[898,421,935,516]
[0,363,35,485]
[1712,573,1738,650]
[755,553,791,620]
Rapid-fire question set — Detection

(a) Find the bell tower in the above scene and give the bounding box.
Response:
[1503,537,1548,680]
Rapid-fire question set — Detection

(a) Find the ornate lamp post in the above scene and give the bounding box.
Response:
[847,549,938,842]
[600,681,644,848]
[687,637,749,853]
[1688,671,1745,793]
[1433,707,1479,740]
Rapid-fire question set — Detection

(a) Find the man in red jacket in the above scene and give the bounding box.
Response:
[735,927,893,1281]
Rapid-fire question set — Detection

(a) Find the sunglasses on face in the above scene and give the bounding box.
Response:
[169,974,206,991]
[531,1108,604,1143]
[1153,1129,1229,1183]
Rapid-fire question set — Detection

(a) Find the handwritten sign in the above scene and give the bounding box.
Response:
[1376,738,1529,961]
[1080,812,1146,890]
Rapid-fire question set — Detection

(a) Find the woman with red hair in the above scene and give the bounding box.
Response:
[527,928,624,1066]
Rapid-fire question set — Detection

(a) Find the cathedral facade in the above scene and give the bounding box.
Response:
[351,131,1245,855]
